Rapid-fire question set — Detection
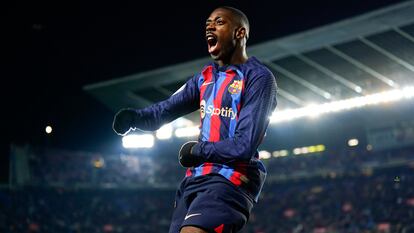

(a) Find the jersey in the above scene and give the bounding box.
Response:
[135,56,277,202]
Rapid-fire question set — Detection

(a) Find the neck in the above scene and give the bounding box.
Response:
[217,46,248,67]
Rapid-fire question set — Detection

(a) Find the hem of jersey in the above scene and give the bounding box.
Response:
[180,224,210,232]
[185,173,256,203]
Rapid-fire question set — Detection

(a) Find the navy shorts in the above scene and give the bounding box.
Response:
[168,174,254,233]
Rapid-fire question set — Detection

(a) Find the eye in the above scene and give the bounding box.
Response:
[216,19,224,25]
[205,21,212,28]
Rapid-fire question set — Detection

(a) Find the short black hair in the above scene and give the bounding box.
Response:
[217,6,250,39]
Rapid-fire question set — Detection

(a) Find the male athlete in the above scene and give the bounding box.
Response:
[113,6,277,233]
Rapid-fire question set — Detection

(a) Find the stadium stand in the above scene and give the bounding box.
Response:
[2,144,413,233]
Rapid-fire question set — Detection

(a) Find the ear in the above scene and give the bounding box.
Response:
[235,27,247,39]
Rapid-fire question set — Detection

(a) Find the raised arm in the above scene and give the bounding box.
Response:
[112,75,200,135]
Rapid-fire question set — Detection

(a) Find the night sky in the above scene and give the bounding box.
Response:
[3,0,407,182]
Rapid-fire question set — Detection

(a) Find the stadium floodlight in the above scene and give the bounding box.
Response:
[403,86,414,98]
[122,134,154,149]
[45,125,52,134]
[270,86,414,124]
[300,147,309,154]
[279,150,289,157]
[156,124,173,140]
[175,126,200,138]
[348,138,359,147]
[272,150,290,157]
[323,92,332,99]
[293,148,302,155]
[308,146,317,153]
[387,80,396,87]
[315,144,325,152]
[259,150,271,159]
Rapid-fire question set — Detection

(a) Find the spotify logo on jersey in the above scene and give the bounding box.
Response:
[200,100,206,119]
[200,99,236,120]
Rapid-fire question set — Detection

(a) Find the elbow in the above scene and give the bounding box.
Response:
[234,138,256,161]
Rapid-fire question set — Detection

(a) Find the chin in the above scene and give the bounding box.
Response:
[209,53,220,60]
[210,49,227,60]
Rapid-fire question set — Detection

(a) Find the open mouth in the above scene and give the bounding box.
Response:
[206,34,219,54]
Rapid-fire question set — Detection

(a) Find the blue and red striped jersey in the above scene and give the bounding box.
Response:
[135,56,277,202]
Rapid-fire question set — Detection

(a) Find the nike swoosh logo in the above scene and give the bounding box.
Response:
[202,81,213,86]
[184,213,202,220]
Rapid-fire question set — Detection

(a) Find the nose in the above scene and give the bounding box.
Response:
[206,22,215,32]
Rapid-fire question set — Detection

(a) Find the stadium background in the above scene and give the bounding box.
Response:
[3,0,414,232]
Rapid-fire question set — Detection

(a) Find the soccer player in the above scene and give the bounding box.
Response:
[112,6,277,233]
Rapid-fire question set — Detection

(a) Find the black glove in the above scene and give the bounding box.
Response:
[112,108,139,136]
[179,141,204,167]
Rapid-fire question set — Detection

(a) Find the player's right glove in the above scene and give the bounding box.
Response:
[179,141,204,167]
[112,108,139,136]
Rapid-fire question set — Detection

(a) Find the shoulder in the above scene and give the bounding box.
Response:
[242,57,276,84]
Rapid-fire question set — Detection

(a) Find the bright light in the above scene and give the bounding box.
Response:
[259,150,271,159]
[355,86,362,93]
[45,126,52,134]
[173,117,194,127]
[403,86,414,98]
[292,145,325,156]
[323,92,332,99]
[279,150,289,157]
[122,134,154,148]
[300,147,309,154]
[92,157,105,168]
[348,138,359,147]
[316,144,325,152]
[270,87,414,123]
[306,104,321,118]
[175,126,200,138]
[272,150,290,157]
[156,124,173,140]
[293,148,301,155]
[308,146,317,153]
[387,80,396,87]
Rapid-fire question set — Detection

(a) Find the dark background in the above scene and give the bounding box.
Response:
[2,0,408,183]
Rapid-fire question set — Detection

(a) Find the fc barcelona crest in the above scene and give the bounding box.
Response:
[228,80,243,95]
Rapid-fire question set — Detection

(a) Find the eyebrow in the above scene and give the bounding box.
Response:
[206,16,223,24]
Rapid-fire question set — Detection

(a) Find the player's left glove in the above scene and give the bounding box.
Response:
[179,141,204,167]
[112,108,139,136]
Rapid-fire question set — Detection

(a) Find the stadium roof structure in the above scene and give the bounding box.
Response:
[84,1,414,124]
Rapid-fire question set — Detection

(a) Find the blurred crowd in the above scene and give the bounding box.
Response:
[246,165,414,233]
[263,146,413,182]
[2,145,413,233]
[27,147,174,187]
[24,145,414,188]
[0,188,174,233]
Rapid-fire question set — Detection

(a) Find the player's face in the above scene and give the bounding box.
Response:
[205,8,239,61]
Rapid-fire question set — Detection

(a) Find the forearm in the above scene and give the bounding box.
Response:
[191,135,257,164]
[135,100,191,131]
[133,77,200,131]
